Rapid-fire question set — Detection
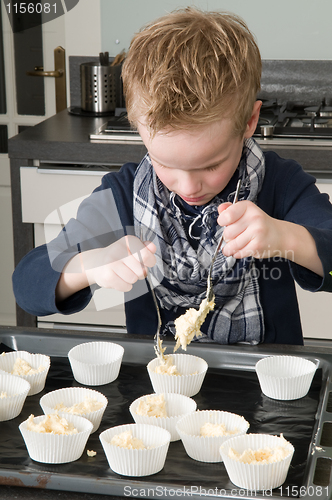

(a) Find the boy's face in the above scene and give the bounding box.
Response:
[137,102,261,206]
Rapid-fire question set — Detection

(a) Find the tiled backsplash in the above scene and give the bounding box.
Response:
[259,60,332,105]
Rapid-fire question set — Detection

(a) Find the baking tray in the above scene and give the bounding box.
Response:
[0,327,332,500]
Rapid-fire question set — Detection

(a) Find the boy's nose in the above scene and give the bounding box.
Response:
[179,171,202,196]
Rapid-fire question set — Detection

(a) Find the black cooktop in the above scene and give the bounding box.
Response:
[255,99,332,139]
[92,102,332,141]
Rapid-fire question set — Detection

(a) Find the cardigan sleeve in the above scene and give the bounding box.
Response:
[12,243,93,316]
[262,152,332,293]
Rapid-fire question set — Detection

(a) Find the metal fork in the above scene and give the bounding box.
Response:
[145,271,164,361]
[206,178,242,303]
[137,229,164,361]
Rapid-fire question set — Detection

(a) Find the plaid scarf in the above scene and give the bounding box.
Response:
[133,138,265,344]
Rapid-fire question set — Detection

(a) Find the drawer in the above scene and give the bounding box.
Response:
[20,167,105,223]
[37,291,126,329]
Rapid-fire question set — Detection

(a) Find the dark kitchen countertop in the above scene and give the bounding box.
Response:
[7,108,332,177]
[8,109,147,165]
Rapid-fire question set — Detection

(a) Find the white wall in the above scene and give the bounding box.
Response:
[64,0,101,56]
[100,0,332,60]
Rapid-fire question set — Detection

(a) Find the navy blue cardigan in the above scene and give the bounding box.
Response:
[12,151,332,345]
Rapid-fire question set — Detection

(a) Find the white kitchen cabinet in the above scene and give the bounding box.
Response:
[0,186,16,326]
[0,157,16,326]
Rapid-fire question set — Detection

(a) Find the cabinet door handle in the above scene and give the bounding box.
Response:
[26,46,67,113]
[26,67,63,78]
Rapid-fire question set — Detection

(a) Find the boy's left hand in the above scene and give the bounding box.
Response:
[217,200,284,260]
[217,199,324,277]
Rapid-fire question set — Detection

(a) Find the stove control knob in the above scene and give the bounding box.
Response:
[260,124,274,137]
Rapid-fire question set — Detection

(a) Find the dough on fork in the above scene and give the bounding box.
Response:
[174,297,215,352]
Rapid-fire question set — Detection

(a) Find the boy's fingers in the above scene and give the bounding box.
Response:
[218,201,246,226]
[122,253,150,280]
[106,271,133,292]
[143,240,157,253]
[223,216,248,242]
[92,266,134,292]
[113,261,140,285]
[217,202,232,214]
[137,241,157,267]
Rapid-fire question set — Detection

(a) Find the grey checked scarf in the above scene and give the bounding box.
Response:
[133,138,265,344]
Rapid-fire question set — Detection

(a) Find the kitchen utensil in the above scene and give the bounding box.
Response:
[0,374,30,421]
[0,350,50,396]
[68,341,124,386]
[145,271,164,361]
[136,230,164,361]
[176,410,249,462]
[255,355,317,400]
[129,392,197,442]
[40,386,108,433]
[99,52,109,66]
[99,423,171,476]
[147,354,208,397]
[206,178,241,303]
[80,59,118,114]
[220,433,294,490]
[19,413,93,464]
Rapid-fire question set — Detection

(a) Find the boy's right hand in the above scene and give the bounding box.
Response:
[56,236,157,302]
[85,235,157,292]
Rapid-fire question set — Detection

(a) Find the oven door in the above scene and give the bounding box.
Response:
[20,165,126,332]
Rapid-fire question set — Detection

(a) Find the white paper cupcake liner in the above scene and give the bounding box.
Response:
[40,387,108,433]
[0,373,31,421]
[68,341,124,386]
[255,355,317,400]
[0,351,50,396]
[129,393,197,441]
[220,433,294,490]
[99,423,171,476]
[19,413,93,463]
[147,354,208,397]
[176,410,250,463]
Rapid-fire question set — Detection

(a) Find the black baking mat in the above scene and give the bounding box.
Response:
[0,346,322,498]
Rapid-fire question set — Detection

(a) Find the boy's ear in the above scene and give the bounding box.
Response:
[244,100,262,138]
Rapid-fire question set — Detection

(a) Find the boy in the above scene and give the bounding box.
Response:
[13,8,332,345]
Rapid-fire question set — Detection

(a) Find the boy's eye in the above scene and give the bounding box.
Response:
[206,164,220,171]
[154,160,220,171]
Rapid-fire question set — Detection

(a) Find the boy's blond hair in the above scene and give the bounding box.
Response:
[122,7,261,137]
